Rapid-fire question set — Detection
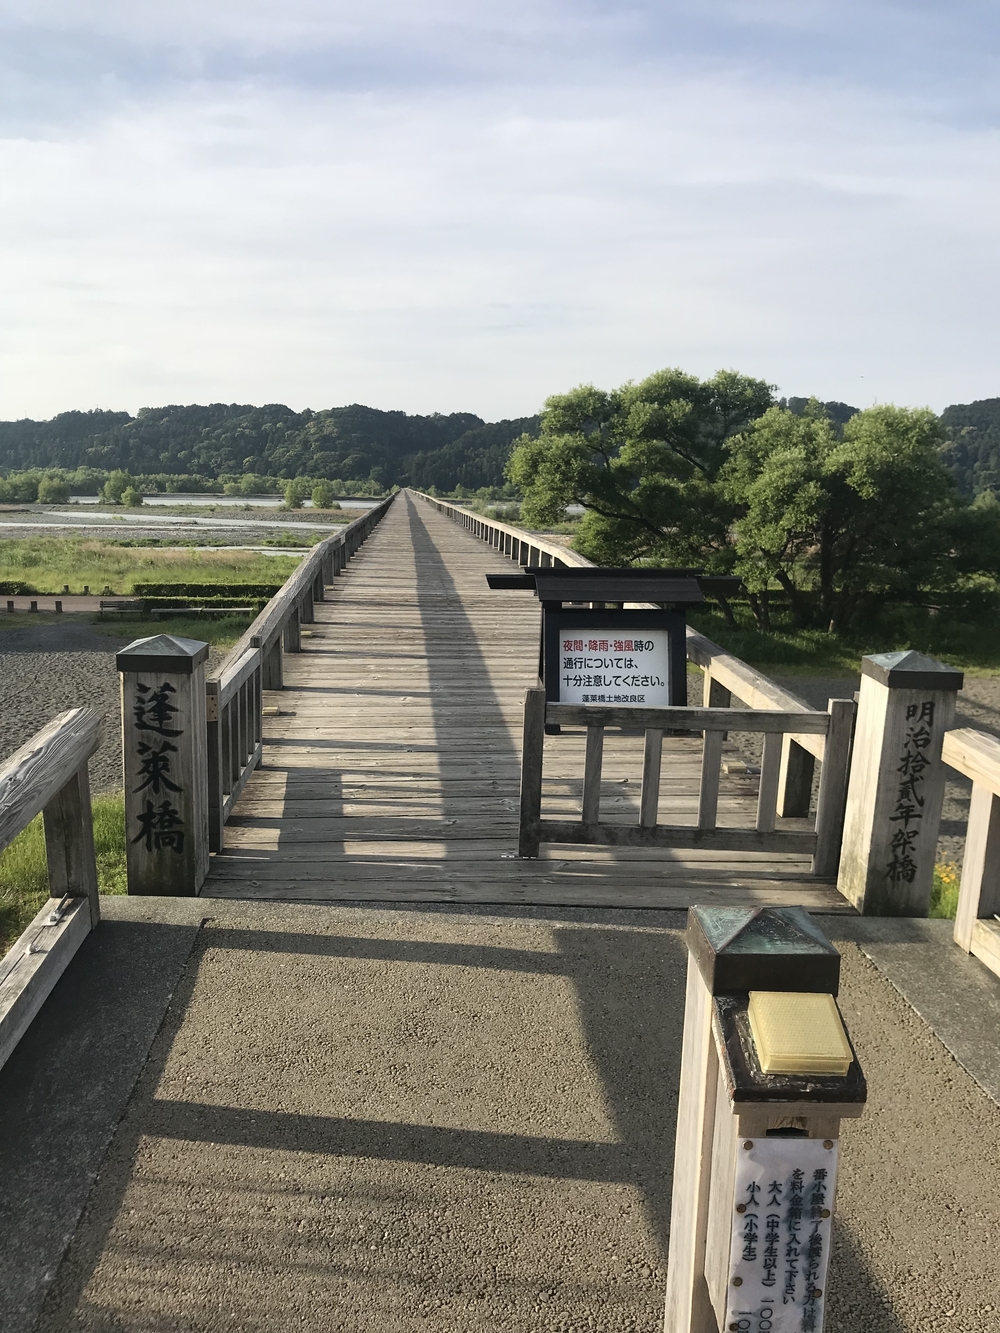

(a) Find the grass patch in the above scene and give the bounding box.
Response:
[930,862,960,919]
[0,536,301,594]
[0,792,127,954]
[688,602,1000,676]
[91,613,253,649]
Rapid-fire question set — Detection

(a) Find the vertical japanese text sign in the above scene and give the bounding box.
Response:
[838,650,962,915]
[117,635,210,896]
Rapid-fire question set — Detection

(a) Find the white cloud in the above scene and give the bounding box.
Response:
[1,3,999,418]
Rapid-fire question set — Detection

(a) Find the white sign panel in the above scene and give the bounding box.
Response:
[559,629,670,707]
[725,1137,839,1333]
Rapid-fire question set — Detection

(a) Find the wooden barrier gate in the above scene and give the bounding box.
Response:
[518,690,855,877]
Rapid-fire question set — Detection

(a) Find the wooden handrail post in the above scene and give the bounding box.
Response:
[778,737,815,818]
[812,698,856,878]
[283,605,302,653]
[518,687,546,857]
[837,651,962,914]
[665,907,864,1333]
[300,588,315,624]
[42,763,100,926]
[117,634,210,896]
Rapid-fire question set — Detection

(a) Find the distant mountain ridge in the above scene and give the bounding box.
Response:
[0,403,540,492]
[2,394,998,495]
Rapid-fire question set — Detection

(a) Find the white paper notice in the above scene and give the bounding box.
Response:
[558,629,670,706]
[725,1137,839,1333]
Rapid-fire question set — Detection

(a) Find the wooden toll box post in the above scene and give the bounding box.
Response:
[117,634,210,896]
[664,906,866,1333]
[837,650,962,915]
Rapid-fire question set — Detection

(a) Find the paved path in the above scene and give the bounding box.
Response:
[6,899,998,1333]
[205,492,845,909]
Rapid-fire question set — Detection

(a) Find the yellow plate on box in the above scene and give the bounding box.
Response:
[747,990,852,1076]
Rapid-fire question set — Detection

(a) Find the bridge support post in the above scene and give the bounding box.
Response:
[837,650,962,914]
[300,590,315,624]
[117,634,209,896]
[664,907,865,1333]
[283,606,301,653]
[262,638,283,689]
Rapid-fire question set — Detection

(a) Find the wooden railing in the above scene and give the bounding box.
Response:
[943,728,1000,978]
[202,494,395,852]
[416,491,849,826]
[0,708,102,1071]
[518,689,854,876]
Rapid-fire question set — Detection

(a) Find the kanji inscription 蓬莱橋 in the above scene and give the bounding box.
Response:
[725,1137,838,1333]
[117,634,209,895]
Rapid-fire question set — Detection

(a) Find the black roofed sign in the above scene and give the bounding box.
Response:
[487,566,739,728]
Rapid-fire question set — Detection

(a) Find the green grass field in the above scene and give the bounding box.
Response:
[688,604,1000,675]
[0,792,127,953]
[0,536,301,594]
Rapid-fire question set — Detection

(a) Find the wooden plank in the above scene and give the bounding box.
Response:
[0,897,93,1074]
[755,731,782,833]
[954,781,1000,952]
[663,955,721,1333]
[686,627,827,762]
[202,879,849,908]
[943,727,1000,797]
[970,917,1000,980]
[41,764,100,925]
[812,698,856,878]
[0,708,102,855]
[518,687,545,857]
[548,703,830,734]
[581,727,605,825]
[640,729,663,828]
[536,821,817,854]
[698,731,723,830]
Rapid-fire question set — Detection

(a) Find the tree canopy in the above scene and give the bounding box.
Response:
[506,368,774,568]
[509,371,992,632]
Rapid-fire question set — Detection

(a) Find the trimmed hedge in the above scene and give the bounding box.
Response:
[0,581,36,595]
[136,596,269,611]
[132,582,284,597]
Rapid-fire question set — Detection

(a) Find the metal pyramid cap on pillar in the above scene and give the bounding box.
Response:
[861,649,963,691]
[116,634,210,674]
[686,905,841,996]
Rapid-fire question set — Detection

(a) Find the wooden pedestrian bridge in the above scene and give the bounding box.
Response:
[5,487,1000,1046]
[6,488,1000,1333]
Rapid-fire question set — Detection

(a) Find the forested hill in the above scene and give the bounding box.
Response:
[0,403,541,492]
[940,399,1000,496]
[4,394,999,495]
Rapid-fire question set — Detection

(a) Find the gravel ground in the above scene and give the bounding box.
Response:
[0,622,226,793]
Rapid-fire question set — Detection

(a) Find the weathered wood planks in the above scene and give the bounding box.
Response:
[203,492,849,910]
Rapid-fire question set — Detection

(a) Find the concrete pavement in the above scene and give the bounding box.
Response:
[3,899,999,1333]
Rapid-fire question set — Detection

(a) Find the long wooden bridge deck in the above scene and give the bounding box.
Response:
[204,493,849,909]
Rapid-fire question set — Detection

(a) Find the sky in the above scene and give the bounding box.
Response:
[2,1,999,422]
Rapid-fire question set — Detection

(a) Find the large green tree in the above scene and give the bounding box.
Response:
[721,403,962,631]
[505,368,774,567]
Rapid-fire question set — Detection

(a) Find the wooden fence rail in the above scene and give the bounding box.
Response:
[943,727,1000,978]
[0,707,102,1071]
[518,689,855,875]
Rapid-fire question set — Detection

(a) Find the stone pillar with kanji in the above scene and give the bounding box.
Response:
[837,649,963,915]
[117,634,210,896]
